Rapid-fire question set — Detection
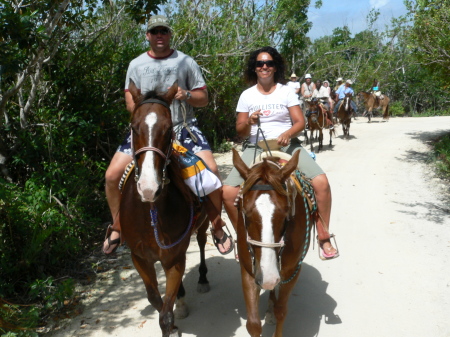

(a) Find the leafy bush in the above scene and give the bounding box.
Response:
[389,101,405,116]
[433,134,450,178]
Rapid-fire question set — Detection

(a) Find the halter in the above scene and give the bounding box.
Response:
[238,160,312,284]
[132,98,173,185]
[309,101,326,130]
[238,160,295,277]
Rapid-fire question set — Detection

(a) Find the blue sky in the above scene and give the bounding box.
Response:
[307,0,408,40]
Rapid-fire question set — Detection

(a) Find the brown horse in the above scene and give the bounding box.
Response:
[336,93,354,138]
[232,149,312,337]
[305,98,334,152]
[120,80,210,337]
[357,91,390,122]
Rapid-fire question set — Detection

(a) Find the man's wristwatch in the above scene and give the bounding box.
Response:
[185,91,192,101]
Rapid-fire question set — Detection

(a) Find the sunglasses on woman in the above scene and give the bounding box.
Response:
[256,60,275,68]
[149,28,170,35]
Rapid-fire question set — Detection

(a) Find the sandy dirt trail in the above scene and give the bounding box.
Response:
[47,116,450,337]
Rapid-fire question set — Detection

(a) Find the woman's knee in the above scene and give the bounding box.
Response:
[223,185,239,204]
[312,174,331,194]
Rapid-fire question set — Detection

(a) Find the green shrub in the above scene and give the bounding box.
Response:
[434,134,450,178]
[389,101,405,116]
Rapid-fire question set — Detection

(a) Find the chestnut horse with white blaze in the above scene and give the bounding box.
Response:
[232,148,312,337]
[120,80,210,337]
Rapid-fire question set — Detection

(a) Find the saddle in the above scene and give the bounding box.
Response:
[118,143,221,198]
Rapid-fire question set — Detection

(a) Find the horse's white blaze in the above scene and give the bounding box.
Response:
[255,194,280,290]
[345,98,349,111]
[137,112,159,202]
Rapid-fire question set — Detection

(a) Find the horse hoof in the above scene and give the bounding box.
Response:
[197,282,210,293]
[174,299,189,319]
[264,311,277,325]
[168,328,181,337]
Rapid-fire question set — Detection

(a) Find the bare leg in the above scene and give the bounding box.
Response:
[103,151,132,254]
[311,174,337,256]
[205,188,232,253]
[222,185,240,231]
[195,150,221,179]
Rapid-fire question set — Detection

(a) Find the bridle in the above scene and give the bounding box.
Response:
[132,98,173,184]
[309,100,326,130]
[131,97,195,250]
[238,160,296,278]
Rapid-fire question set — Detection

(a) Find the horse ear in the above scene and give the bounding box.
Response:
[279,150,300,181]
[232,148,249,180]
[163,80,178,104]
[128,79,140,103]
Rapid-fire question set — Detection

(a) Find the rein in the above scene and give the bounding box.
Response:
[150,205,195,249]
[310,103,326,130]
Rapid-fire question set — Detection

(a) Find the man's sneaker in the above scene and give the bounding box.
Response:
[329,125,334,130]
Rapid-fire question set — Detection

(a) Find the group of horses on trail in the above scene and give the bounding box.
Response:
[304,90,391,153]
[115,81,391,337]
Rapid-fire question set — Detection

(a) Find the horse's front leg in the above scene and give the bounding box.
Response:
[309,129,314,152]
[241,265,262,337]
[318,130,323,152]
[272,277,299,337]
[131,253,163,311]
[160,262,185,337]
[196,218,210,293]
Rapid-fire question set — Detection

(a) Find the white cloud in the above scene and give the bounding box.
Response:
[370,0,389,9]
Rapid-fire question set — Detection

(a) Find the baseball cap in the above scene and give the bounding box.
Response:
[305,74,312,79]
[147,15,172,31]
[336,77,343,82]
[346,79,353,85]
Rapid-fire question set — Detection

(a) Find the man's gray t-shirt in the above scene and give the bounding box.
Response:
[125,49,206,127]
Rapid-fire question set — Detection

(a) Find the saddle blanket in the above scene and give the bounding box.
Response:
[173,143,222,197]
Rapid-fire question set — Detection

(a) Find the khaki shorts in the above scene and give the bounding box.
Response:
[223,138,324,187]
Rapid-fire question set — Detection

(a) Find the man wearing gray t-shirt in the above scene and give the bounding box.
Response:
[103,15,232,255]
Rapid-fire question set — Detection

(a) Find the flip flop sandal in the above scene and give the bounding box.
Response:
[103,223,121,255]
[318,234,340,261]
[210,228,235,255]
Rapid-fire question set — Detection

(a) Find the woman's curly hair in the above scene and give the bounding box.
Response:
[244,46,286,85]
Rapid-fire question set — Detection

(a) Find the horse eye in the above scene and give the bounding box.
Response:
[131,125,140,136]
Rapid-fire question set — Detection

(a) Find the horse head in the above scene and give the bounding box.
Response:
[232,148,300,290]
[343,92,353,113]
[128,79,177,202]
[308,98,320,123]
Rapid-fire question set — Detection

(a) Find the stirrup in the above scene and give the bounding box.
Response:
[317,234,339,261]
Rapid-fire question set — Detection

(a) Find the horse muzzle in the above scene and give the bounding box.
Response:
[254,262,281,290]
[137,178,162,202]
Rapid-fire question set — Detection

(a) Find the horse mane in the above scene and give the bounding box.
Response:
[242,158,288,196]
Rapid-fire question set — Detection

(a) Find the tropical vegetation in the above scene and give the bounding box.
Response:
[0,0,449,335]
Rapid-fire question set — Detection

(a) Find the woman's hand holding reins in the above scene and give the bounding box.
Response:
[247,110,263,125]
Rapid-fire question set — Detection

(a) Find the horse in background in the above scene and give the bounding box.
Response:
[336,93,354,138]
[357,91,390,122]
[305,98,334,152]
[120,80,210,337]
[232,148,311,337]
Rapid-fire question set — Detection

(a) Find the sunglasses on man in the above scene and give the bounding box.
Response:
[255,60,275,68]
[149,28,170,35]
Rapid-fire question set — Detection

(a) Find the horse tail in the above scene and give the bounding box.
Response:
[383,103,390,119]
